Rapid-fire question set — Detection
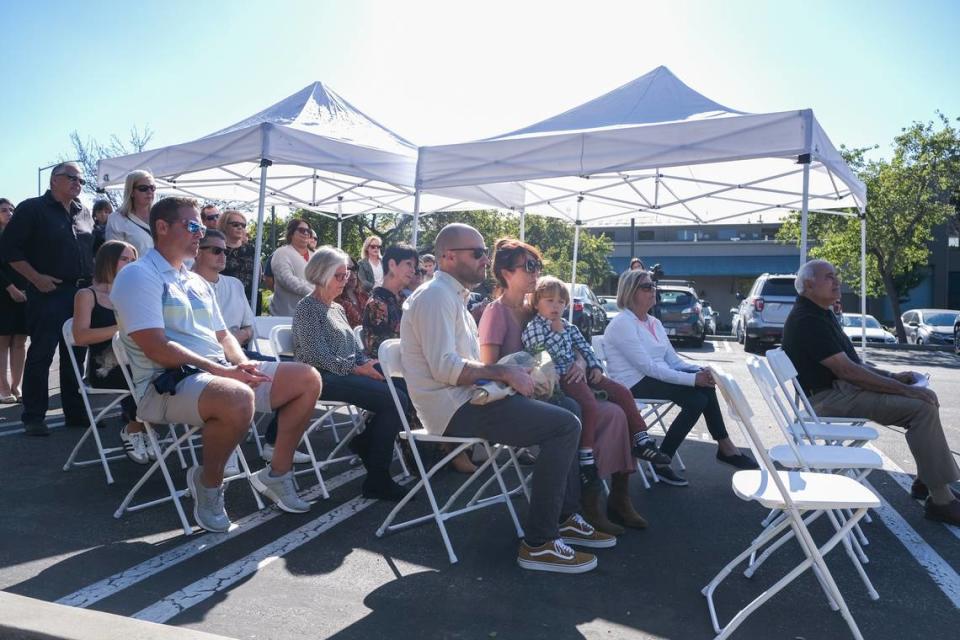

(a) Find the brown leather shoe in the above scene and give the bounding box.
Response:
[581,480,624,535]
[607,472,648,529]
[924,498,960,526]
[911,478,960,501]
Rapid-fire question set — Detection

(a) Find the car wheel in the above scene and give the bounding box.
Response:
[916,338,923,346]
[743,335,759,353]
[692,333,705,348]
[955,332,960,355]
[736,322,744,344]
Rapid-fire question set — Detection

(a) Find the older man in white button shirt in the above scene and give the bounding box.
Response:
[400,223,610,574]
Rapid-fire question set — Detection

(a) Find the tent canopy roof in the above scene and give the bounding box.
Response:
[417,66,865,227]
[97,82,519,218]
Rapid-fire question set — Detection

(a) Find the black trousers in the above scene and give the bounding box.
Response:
[630,377,729,458]
[22,286,85,424]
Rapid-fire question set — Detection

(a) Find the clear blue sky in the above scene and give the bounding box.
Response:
[2,0,958,204]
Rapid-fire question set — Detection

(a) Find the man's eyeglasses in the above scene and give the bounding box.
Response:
[181,220,206,236]
[295,227,311,235]
[55,173,86,185]
[449,247,488,259]
[203,214,220,223]
[200,246,226,255]
[637,283,657,291]
[227,221,246,229]
[135,184,156,193]
[515,259,543,274]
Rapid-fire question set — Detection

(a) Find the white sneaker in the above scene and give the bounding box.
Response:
[120,427,149,465]
[250,466,311,513]
[261,443,311,465]
[224,451,241,477]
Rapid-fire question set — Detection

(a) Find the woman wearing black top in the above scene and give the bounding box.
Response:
[0,198,27,404]
[71,240,147,464]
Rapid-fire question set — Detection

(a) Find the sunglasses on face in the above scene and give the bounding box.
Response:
[200,246,226,255]
[515,258,543,274]
[227,221,246,229]
[295,227,311,235]
[180,219,206,235]
[135,184,156,193]
[449,247,488,259]
[369,244,381,250]
[56,173,86,185]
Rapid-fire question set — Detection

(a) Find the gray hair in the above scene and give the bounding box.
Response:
[49,161,82,187]
[304,245,349,287]
[616,268,653,310]
[795,259,830,295]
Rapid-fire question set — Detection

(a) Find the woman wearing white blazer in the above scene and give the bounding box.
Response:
[105,170,155,258]
[269,218,315,316]
[603,269,756,486]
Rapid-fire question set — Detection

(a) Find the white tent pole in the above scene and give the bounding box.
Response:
[568,195,583,323]
[519,207,526,242]
[799,156,811,264]
[411,190,421,247]
[860,213,867,360]
[250,159,271,313]
[336,196,343,249]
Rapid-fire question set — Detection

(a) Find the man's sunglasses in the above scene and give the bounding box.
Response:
[181,220,206,235]
[135,184,156,193]
[204,214,220,222]
[55,173,86,185]
[200,246,226,255]
[448,247,488,259]
[515,259,543,274]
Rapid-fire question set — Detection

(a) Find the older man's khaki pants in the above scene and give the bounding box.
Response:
[811,380,960,487]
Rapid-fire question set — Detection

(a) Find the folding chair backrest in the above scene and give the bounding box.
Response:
[591,335,607,364]
[62,319,88,386]
[766,347,822,423]
[712,367,796,508]
[252,316,292,356]
[353,325,365,351]
[111,334,140,403]
[269,325,294,363]
[377,339,413,433]
[746,356,813,469]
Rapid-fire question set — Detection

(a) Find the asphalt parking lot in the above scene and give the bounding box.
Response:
[1,340,959,639]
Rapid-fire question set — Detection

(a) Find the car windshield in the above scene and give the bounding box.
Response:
[658,290,694,306]
[602,300,619,312]
[760,279,797,297]
[842,315,881,329]
[925,312,958,326]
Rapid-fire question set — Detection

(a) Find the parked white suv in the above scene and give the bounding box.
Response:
[735,273,797,353]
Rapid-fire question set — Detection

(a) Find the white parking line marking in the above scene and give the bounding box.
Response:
[721,340,731,353]
[56,467,366,608]
[133,492,382,623]
[863,479,960,609]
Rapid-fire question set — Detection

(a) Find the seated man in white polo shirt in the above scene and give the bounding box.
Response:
[111,197,323,532]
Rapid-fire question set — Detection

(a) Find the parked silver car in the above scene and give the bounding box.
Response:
[734,273,797,353]
[901,308,959,345]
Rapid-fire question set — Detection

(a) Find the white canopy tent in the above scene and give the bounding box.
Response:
[97,81,521,310]
[415,66,869,347]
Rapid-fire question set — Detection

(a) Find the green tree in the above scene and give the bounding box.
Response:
[778,114,960,341]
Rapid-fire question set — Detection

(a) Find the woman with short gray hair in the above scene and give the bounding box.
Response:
[292,246,410,501]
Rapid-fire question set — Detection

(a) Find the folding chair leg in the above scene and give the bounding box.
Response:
[483,442,525,538]
[298,424,330,499]
[234,444,265,510]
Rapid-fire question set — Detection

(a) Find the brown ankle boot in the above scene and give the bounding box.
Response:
[608,472,648,529]
[581,479,625,536]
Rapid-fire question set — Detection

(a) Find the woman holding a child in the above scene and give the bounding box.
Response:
[478,238,649,535]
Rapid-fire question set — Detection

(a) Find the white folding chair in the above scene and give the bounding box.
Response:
[249,315,292,357]
[765,348,879,446]
[703,367,880,640]
[353,325,366,353]
[60,319,130,485]
[745,355,881,576]
[111,335,264,535]
[591,335,682,488]
[375,339,524,564]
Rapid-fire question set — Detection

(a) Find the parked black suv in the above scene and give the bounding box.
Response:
[654,283,706,347]
[734,273,797,353]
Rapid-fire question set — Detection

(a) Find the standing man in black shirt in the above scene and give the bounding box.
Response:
[0,162,94,436]
[782,259,960,525]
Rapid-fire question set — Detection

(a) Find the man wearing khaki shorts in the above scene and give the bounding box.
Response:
[111,196,322,532]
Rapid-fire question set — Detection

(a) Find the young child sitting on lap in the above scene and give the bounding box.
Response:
[521,276,671,487]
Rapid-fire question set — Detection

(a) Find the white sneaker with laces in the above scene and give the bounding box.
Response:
[261,443,311,465]
[250,466,311,513]
[120,427,149,465]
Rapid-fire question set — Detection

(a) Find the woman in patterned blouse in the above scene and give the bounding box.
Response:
[219,210,258,300]
[334,256,368,328]
[293,246,409,502]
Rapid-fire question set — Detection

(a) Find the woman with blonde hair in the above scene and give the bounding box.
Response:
[72,240,148,464]
[105,170,155,257]
[356,235,383,293]
[218,209,259,302]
